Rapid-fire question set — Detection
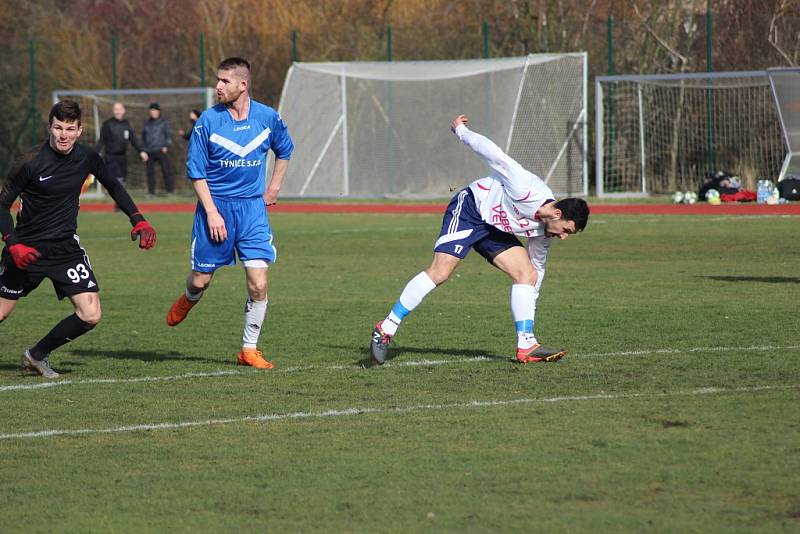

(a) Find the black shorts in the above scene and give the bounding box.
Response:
[0,237,100,301]
[433,188,523,263]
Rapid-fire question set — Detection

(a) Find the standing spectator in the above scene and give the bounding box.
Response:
[95,102,148,208]
[142,102,174,195]
[178,109,201,141]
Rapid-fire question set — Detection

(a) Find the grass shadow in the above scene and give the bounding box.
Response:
[325,344,509,368]
[700,275,800,284]
[69,349,225,364]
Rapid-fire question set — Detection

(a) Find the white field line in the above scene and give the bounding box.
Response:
[1,382,797,441]
[0,357,493,393]
[2,345,799,394]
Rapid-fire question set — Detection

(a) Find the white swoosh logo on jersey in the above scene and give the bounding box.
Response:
[39,175,53,181]
[209,128,271,158]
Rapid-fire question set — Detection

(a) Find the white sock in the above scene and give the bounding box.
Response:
[381,271,437,336]
[511,284,538,349]
[242,297,268,349]
[185,287,203,302]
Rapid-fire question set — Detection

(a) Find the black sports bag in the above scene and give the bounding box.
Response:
[778,178,800,200]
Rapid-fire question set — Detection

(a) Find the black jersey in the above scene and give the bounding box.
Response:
[96,117,144,155]
[0,141,142,247]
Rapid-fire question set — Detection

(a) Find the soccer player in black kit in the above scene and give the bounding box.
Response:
[0,100,157,378]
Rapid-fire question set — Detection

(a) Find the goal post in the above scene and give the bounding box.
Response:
[52,87,215,195]
[596,71,785,197]
[276,54,588,198]
[767,67,800,181]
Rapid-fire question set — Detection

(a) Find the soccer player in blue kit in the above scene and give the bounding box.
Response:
[166,57,293,369]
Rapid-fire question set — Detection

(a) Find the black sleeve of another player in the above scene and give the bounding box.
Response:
[91,151,145,224]
[0,156,33,244]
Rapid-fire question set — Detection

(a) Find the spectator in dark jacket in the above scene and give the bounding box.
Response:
[95,102,148,186]
[178,109,201,141]
[142,102,174,194]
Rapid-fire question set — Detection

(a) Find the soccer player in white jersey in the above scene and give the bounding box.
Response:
[166,57,294,369]
[370,114,589,365]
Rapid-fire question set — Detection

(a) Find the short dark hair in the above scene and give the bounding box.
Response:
[218,57,250,72]
[49,100,81,126]
[554,197,590,232]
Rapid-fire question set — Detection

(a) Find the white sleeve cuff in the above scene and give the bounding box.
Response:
[454,124,470,139]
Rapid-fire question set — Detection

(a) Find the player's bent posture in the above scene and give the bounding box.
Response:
[166,57,293,369]
[0,100,157,378]
[370,114,589,365]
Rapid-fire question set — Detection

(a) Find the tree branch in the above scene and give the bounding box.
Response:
[630,1,688,67]
[768,0,796,66]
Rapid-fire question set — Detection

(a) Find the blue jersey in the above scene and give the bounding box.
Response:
[187,99,294,199]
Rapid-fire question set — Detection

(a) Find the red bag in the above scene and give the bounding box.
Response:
[719,190,756,202]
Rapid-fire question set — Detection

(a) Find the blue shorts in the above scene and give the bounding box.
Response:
[191,197,276,272]
[433,188,522,262]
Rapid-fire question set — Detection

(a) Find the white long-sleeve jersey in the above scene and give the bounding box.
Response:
[454,124,555,239]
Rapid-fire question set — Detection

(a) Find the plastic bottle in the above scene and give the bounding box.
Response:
[757,180,771,204]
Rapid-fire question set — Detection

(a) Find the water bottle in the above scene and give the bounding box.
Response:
[757,180,771,204]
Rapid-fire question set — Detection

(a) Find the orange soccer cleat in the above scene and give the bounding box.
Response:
[515,344,567,363]
[166,294,198,326]
[237,348,275,369]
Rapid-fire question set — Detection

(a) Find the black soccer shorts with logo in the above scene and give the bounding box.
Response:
[0,236,100,301]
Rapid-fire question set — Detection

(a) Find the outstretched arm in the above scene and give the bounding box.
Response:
[92,152,156,249]
[450,114,534,200]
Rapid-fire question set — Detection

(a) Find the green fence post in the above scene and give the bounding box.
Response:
[482,21,489,59]
[199,33,206,87]
[111,34,118,90]
[606,15,616,190]
[387,25,393,62]
[291,29,298,62]
[29,40,36,146]
[706,8,715,176]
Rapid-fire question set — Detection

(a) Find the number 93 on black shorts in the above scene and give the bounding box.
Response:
[0,238,100,301]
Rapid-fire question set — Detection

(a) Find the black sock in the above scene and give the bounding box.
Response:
[30,314,96,360]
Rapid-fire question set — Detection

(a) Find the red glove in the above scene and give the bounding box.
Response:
[131,220,157,250]
[8,243,41,269]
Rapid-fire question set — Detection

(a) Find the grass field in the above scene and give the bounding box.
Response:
[1,209,799,532]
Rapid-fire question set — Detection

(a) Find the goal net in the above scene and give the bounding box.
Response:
[767,68,800,181]
[595,71,785,197]
[276,54,587,198]
[52,88,215,195]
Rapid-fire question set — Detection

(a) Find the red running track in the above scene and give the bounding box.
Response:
[74,202,800,216]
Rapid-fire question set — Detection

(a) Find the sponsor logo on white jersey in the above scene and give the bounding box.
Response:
[491,204,513,233]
